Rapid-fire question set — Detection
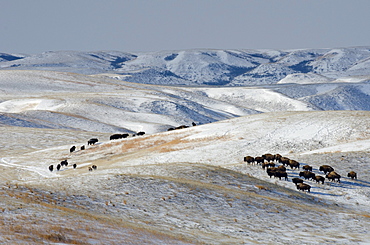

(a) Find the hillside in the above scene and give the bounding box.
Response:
[1,111,370,244]
[1,48,370,244]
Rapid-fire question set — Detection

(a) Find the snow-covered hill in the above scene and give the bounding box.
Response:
[2,47,370,86]
[1,47,370,244]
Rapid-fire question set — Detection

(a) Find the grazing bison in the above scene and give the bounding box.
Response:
[262,162,275,169]
[92,165,97,170]
[73,163,77,169]
[244,156,255,164]
[302,165,313,172]
[314,175,325,184]
[61,160,68,167]
[296,183,311,192]
[262,153,275,162]
[88,138,99,145]
[56,164,61,171]
[192,122,197,126]
[70,146,76,153]
[48,165,53,172]
[326,171,341,182]
[299,171,316,180]
[288,160,300,170]
[255,156,264,165]
[277,165,286,172]
[81,145,85,150]
[319,165,334,174]
[347,171,357,180]
[280,157,290,166]
[88,167,93,171]
[266,167,278,178]
[110,133,129,140]
[274,170,288,181]
[292,177,304,185]
[136,131,145,136]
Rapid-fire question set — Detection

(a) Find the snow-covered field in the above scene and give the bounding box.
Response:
[1,49,370,244]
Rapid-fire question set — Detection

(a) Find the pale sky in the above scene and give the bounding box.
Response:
[1,0,370,54]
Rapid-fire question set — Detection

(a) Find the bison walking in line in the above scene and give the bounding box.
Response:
[56,164,61,171]
[302,165,313,172]
[292,177,304,185]
[288,160,300,170]
[319,165,334,174]
[296,183,311,192]
[110,133,129,140]
[73,164,77,169]
[347,171,357,180]
[88,138,99,145]
[244,156,255,164]
[326,171,341,182]
[299,171,316,180]
[70,146,76,153]
[48,165,53,172]
[314,175,325,184]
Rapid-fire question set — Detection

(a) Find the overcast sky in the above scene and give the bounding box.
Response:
[1,0,370,54]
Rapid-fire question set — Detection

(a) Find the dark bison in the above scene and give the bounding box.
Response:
[192,122,197,126]
[292,177,304,185]
[73,163,77,169]
[56,164,61,171]
[314,175,325,184]
[61,160,68,167]
[288,160,300,170]
[262,153,275,162]
[70,146,76,153]
[277,165,286,172]
[274,154,282,162]
[302,165,313,172]
[92,165,97,170]
[48,165,53,172]
[274,171,288,181]
[347,171,357,180]
[326,171,341,182]
[136,131,145,136]
[299,171,316,180]
[296,183,311,192]
[266,167,278,178]
[262,162,275,169]
[88,167,93,171]
[255,156,264,165]
[81,145,85,150]
[88,138,99,145]
[319,165,334,174]
[110,133,129,140]
[280,157,290,166]
[244,156,255,164]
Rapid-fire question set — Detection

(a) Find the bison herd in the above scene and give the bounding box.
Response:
[244,154,357,193]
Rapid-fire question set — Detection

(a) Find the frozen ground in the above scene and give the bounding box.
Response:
[0,55,370,244]
[1,111,370,244]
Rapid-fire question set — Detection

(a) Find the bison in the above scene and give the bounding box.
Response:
[299,171,316,180]
[61,160,68,167]
[296,183,311,192]
[274,170,288,181]
[88,138,99,145]
[136,131,145,136]
[326,171,341,182]
[347,171,357,180]
[302,165,313,172]
[81,145,85,150]
[56,164,61,171]
[110,133,129,140]
[73,163,77,169]
[314,175,325,184]
[70,146,76,153]
[262,153,275,162]
[92,165,97,170]
[292,177,304,185]
[255,156,264,165]
[48,165,53,172]
[319,165,334,174]
[244,156,255,164]
[279,157,290,166]
[262,162,275,169]
[288,160,300,170]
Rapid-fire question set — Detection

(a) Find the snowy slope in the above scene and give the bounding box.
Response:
[1,111,370,244]
[1,47,370,86]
